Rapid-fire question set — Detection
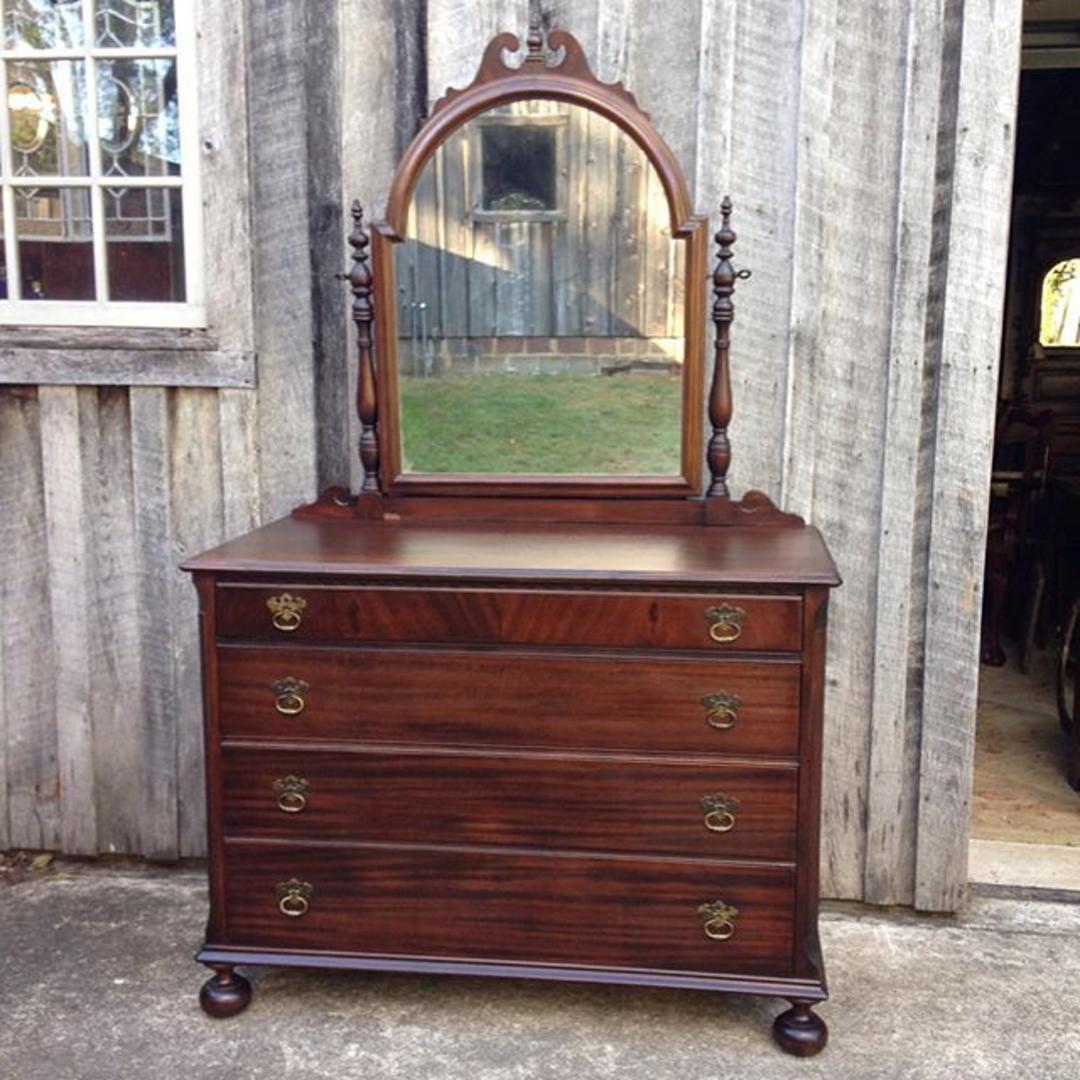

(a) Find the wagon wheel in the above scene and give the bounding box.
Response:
[1057,596,1080,735]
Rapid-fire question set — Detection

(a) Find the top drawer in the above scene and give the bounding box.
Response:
[215,586,802,653]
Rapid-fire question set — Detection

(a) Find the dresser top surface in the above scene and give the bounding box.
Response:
[182,515,840,587]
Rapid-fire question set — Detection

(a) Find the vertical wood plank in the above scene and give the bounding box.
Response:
[196,0,256,354]
[915,0,1023,913]
[863,0,945,908]
[170,389,225,856]
[248,0,319,519]
[340,0,414,492]
[306,0,351,492]
[809,0,916,902]
[80,388,144,854]
[129,387,179,860]
[0,391,58,851]
[218,389,261,538]
[38,386,97,855]
[721,0,806,501]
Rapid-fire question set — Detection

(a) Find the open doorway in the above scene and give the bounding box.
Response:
[972,13,1080,894]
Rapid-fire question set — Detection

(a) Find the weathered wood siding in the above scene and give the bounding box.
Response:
[0,0,1022,912]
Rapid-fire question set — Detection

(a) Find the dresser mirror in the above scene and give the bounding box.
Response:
[393,99,686,477]
[369,28,711,500]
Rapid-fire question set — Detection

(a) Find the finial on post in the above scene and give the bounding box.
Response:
[706,196,746,500]
[348,201,380,496]
[525,0,544,60]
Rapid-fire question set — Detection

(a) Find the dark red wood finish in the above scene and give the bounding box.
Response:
[218,842,796,977]
[216,584,802,651]
[182,516,839,586]
[220,745,799,860]
[217,645,801,756]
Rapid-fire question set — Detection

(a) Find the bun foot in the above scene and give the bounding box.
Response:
[199,964,252,1018]
[773,999,827,1056]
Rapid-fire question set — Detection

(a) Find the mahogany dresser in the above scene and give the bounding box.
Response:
[185,21,840,1056]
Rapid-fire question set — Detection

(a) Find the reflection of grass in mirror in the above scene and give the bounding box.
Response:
[400,372,682,474]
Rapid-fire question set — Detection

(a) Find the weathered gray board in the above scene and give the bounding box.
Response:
[0,0,1021,913]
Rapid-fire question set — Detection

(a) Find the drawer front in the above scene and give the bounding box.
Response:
[218,647,801,757]
[217,585,802,653]
[220,747,799,861]
[221,843,795,977]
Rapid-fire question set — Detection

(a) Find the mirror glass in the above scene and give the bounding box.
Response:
[395,99,686,475]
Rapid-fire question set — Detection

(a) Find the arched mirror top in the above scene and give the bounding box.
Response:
[380,29,697,243]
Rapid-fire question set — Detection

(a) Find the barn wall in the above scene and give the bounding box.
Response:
[0,0,1022,911]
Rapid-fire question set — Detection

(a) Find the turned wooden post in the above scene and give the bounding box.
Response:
[707,196,744,499]
[349,201,380,494]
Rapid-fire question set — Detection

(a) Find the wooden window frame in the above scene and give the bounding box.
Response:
[0,0,205,328]
[468,112,568,224]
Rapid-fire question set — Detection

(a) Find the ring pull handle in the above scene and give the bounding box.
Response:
[276,878,313,918]
[705,603,746,644]
[698,900,739,941]
[701,793,740,833]
[266,592,307,633]
[271,677,309,716]
[273,775,310,814]
[701,691,741,731]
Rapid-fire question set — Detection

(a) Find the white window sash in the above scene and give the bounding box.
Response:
[0,0,205,328]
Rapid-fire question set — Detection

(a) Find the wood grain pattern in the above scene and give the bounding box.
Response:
[130,387,180,859]
[220,745,799,860]
[39,387,97,855]
[217,644,801,755]
[0,391,59,850]
[183,515,839,585]
[81,389,144,854]
[170,390,226,856]
[863,0,945,908]
[215,582,802,651]
[220,841,796,975]
[247,0,319,521]
[915,0,1023,912]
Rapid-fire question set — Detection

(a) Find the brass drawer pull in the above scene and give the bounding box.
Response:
[701,690,741,730]
[267,592,307,632]
[276,879,313,917]
[701,793,740,833]
[698,900,739,941]
[271,677,309,716]
[273,775,310,813]
[705,603,745,644]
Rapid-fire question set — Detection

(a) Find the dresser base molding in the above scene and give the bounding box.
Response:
[196,946,827,1051]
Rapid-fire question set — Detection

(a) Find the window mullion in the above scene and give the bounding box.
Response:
[81,0,108,302]
[0,56,23,301]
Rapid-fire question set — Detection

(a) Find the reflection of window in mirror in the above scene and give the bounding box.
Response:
[1040,258,1080,348]
[471,111,566,222]
[482,124,555,211]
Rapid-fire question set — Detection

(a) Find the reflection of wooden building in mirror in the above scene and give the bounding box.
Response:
[398,100,685,377]
[186,18,839,1060]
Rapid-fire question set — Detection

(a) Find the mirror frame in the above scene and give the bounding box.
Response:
[371,29,708,499]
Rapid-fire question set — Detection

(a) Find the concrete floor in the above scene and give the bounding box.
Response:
[973,649,1078,848]
[3,862,1080,1080]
